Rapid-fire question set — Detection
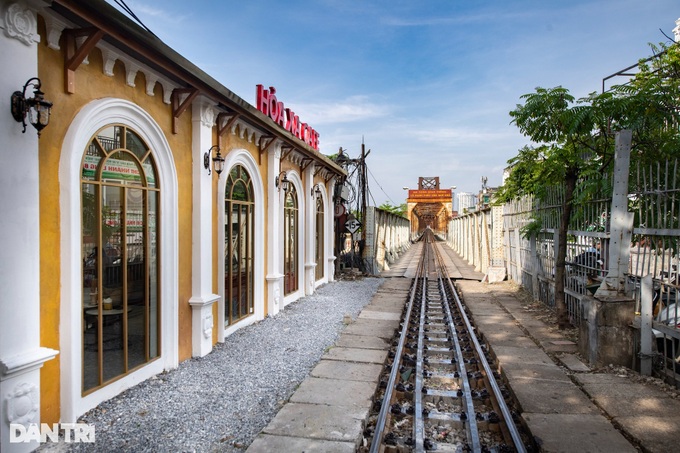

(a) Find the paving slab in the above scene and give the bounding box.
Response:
[574,371,680,453]
[376,284,410,292]
[460,295,496,310]
[360,303,403,313]
[322,346,387,364]
[467,312,512,324]
[290,377,376,408]
[377,279,412,291]
[246,434,355,453]
[523,413,638,453]
[480,328,537,348]
[262,402,365,441]
[358,310,401,321]
[367,294,406,304]
[613,415,680,453]
[500,361,572,382]
[311,360,383,382]
[335,333,390,350]
[575,373,672,399]
[542,341,579,354]
[349,317,399,330]
[342,322,396,339]
[557,353,591,372]
[575,373,680,416]
[492,345,555,367]
[594,395,680,418]
[509,377,599,414]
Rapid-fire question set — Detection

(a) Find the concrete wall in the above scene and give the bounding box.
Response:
[362,207,411,275]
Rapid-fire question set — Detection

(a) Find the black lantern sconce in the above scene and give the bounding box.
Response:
[11,77,52,137]
[275,171,290,192]
[204,145,225,176]
[311,183,322,198]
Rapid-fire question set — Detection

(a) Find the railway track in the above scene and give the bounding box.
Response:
[362,230,531,452]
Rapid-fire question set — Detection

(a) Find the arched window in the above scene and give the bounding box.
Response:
[80,125,160,393]
[315,194,324,281]
[284,185,299,295]
[225,165,255,325]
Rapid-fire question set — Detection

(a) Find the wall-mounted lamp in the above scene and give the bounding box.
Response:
[275,171,289,192]
[311,183,322,198]
[204,145,225,176]
[11,77,52,137]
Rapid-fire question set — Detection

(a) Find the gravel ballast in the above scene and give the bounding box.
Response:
[41,277,384,452]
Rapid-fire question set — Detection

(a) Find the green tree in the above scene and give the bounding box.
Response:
[497,43,680,329]
[378,202,407,218]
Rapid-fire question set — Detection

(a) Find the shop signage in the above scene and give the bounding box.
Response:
[256,85,319,151]
[82,155,155,185]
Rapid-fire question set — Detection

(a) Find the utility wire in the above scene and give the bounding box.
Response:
[367,165,397,206]
[113,0,157,36]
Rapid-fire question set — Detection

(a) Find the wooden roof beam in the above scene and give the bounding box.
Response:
[217,112,240,137]
[258,136,275,165]
[300,158,313,173]
[172,88,199,134]
[64,27,105,93]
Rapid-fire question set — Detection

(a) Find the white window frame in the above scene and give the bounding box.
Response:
[59,98,179,422]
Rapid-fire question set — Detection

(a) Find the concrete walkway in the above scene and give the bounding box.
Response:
[246,278,410,452]
[459,279,680,453]
[248,244,680,452]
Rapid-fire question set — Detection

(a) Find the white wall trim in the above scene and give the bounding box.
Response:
[314,184,330,289]
[217,149,266,341]
[59,98,179,422]
[282,170,305,306]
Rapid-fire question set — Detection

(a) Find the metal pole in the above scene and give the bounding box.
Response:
[640,274,653,375]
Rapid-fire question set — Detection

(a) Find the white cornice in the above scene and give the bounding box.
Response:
[97,41,177,104]
[0,347,58,379]
[42,10,68,50]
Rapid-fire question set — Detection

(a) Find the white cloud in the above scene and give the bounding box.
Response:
[290,96,392,124]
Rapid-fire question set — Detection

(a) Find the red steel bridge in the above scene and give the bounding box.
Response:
[405,177,455,237]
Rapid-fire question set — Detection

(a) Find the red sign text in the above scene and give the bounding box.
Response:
[256,85,319,151]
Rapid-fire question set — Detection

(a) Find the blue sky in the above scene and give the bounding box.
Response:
[109,0,678,207]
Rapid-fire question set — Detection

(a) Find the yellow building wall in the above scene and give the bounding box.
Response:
[37,17,194,423]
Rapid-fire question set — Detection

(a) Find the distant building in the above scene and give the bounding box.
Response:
[457,192,477,213]
[477,187,496,210]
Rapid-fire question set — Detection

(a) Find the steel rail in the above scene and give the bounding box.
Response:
[369,242,427,453]
[427,239,482,453]
[434,241,527,453]
[413,238,429,451]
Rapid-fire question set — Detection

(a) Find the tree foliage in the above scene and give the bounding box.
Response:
[498,42,680,329]
[378,202,407,218]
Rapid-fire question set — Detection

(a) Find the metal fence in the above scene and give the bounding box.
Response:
[447,134,680,384]
[501,181,614,327]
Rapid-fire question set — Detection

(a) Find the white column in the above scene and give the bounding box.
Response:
[326,176,337,282]
[0,2,58,452]
[188,98,219,357]
[266,145,284,316]
[303,166,316,295]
